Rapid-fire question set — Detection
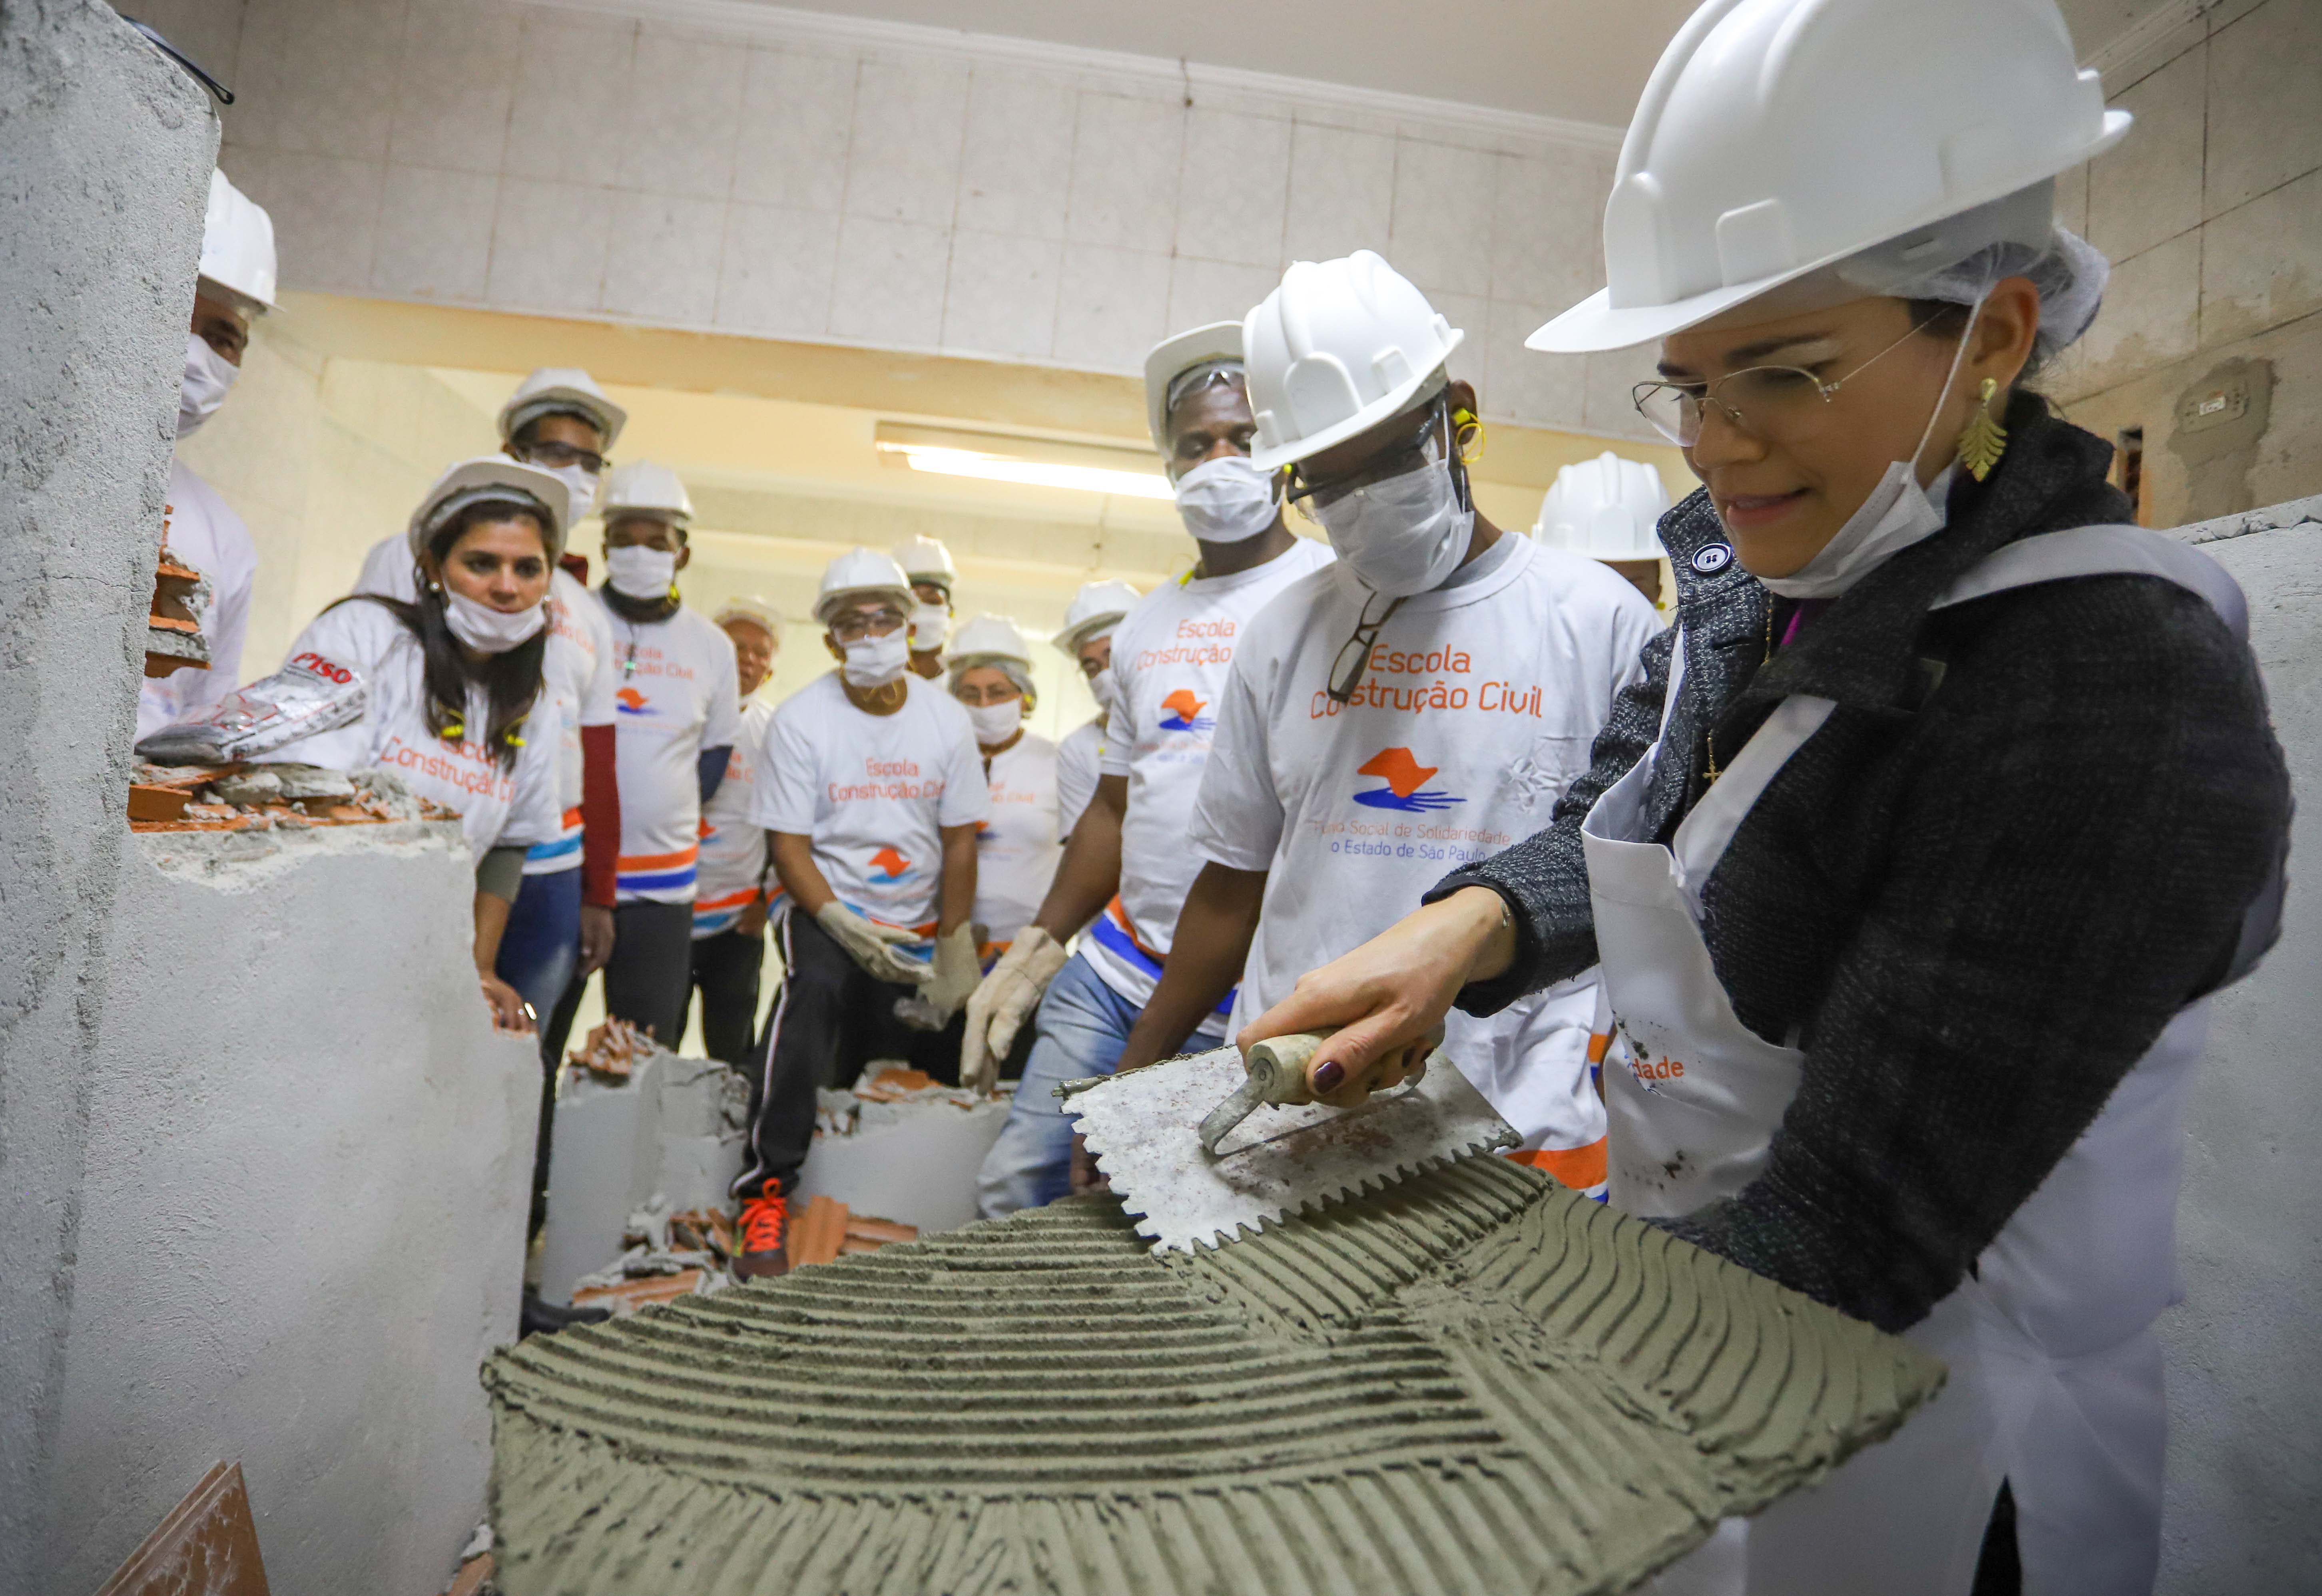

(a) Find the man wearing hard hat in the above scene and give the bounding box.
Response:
[893,534,957,681]
[686,595,787,1067]
[1533,452,1672,609]
[139,169,274,744]
[947,614,1064,972]
[588,462,741,1050]
[732,548,988,1277]
[1108,252,1661,1195]
[1049,579,1142,840]
[355,368,631,1064]
[964,321,1335,1218]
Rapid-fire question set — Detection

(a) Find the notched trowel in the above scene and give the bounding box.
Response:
[1060,1033,1517,1253]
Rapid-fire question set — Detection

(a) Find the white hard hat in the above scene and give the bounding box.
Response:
[714,595,784,650]
[498,368,628,450]
[891,534,957,591]
[1053,578,1141,655]
[815,548,915,622]
[1144,322,1244,455]
[406,456,573,561]
[1530,0,2130,354]
[1533,453,1670,561]
[1244,252,1465,475]
[197,168,276,312]
[600,461,693,528]
[948,613,1032,667]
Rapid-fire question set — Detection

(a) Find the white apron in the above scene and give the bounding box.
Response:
[1589,526,2250,1596]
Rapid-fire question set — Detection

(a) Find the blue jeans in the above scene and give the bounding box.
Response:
[973,953,1224,1220]
[495,866,581,1031]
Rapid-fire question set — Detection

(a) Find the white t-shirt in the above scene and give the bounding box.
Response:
[596,599,743,904]
[138,459,257,742]
[264,598,561,864]
[1084,537,1336,1016]
[973,732,1060,955]
[750,672,990,940]
[354,541,616,877]
[694,696,779,938]
[1189,533,1660,1154]
[1055,716,1104,840]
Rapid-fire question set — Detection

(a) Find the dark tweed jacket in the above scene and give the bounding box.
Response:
[1433,396,2291,1332]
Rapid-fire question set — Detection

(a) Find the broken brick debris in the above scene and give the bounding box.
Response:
[126,761,450,834]
[94,1459,271,1596]
[851,1065,936,1101]
[785,1194,851,1268]
[564,1017,643,1081]
[145,540,213,679]
[488,1156,1944,1596]
[572,1270,706,1313]
[445,1552,494,1596]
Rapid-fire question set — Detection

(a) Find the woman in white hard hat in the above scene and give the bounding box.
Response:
[1243,0,2291,1590]
[948,615,1063,985]
[267,459,570,1035]
[1049,579,1140,841]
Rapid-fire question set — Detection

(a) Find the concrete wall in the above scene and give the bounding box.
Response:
[122,0,1667,443]
[2162,494,2322,1594]
[48,824,538,1596]
[0,4,217,1591]
[2055,0,2322,526]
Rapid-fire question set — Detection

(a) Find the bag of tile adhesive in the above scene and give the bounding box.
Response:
[136,649,367,764]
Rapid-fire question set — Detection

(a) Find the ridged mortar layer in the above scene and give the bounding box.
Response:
[486,1156,1942,1595]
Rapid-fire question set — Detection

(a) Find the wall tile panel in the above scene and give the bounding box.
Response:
[716,203,840,339]
[618,26,749,201]
[237,149,384,293]
[733,47,857,213]
[1283,121,1396,265]
[2199,168,2322,348]
[1387,139,1497,299]
[1175,107,1292,269]
[2087,46,2206,263]
[504,12,636,186]
[233,0,406,161]
[2203,0,2322,217]
[1066,93,1186,254]
[2069,229,2202,398]
[371,164,498,301]
[601,191,727,324]
[488,178,614,313]
[387,0,519,175]
[843,57,970,227]
[957,70,1078,241]
[1489,147,1608,312]
[942,230,1063,359]
[1165,257,1280,339]
[1481,297,1584,430]
[828,215,953,347]
[1053,245,1173,371]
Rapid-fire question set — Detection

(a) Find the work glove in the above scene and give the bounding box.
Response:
[814,901,927,987]
[902,923,982,1035]
[959,926,1070,1094]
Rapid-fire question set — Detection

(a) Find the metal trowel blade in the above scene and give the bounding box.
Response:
[1069,1045,1519,1254]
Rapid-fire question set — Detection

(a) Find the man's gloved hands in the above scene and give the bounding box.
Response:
[905,923,982,1034]
[815,901,927,987]
[959,926,1070,1093]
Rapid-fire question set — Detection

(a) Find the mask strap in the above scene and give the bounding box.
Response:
[1909,274,1995,477]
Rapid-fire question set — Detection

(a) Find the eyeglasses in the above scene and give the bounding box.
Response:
[1326,589,1405,704]
[828,607,907,643]
[1288,399,1449,511]
[519,440,609,474]
[1631,315,1943,448]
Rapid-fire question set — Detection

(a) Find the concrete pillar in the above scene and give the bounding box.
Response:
[0,4,215,1590]
[2163,494,2322,1591]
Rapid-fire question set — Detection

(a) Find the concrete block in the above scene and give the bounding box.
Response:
[793,1091,1011,1235]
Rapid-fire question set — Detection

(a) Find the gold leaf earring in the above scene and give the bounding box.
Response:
[1958,376,2008,482]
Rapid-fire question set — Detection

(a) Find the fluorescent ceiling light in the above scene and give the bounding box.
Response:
[873,422,1171,501]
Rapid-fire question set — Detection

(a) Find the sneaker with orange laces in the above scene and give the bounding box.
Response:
[733,1184,790,1280]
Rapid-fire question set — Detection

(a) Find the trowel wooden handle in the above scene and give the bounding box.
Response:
[1244,1033,1330,1106]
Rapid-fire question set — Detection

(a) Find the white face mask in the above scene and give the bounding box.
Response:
[542,461,600,522]
[1311,452,1473,599]
[605,544,677,599]
[1172,454,1279,544]
[839,629,911,688]
[442,589,548,654]
[909,603,951,653]
[177,333,239,438]
[1754,290,1986,601]
[1088,669,1119,716]
[963,698,1023,746]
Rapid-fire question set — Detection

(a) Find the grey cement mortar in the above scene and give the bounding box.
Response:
[47,823,539,1596]
[0,4,215,1589]
[2159,510,2322,1592]
[486,1156,1942,1595]
[536,1043,747,1305]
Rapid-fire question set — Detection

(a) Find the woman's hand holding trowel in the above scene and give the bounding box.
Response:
[1235,886,1517,1107]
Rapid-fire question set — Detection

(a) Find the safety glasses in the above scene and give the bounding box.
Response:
[827,606,907,643]
[1325,589,1405,704]
[1287,399,1450,511]
[1631,314,1945,448]
[520,440,610,474]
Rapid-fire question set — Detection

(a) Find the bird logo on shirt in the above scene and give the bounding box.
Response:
[615,686,653,715]
[1158,689,1214,732]
[869,847,912,882]
[1353,747,1464,812]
